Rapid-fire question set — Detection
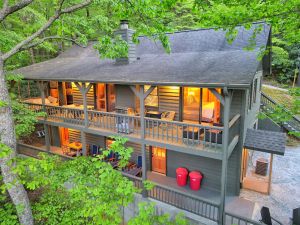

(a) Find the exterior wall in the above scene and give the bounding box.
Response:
[125,142,151,169]
[72,83,94,106]
[158,86,180,121]
[115,85,136,109]
[49,125,61,147]
[166,150,222,192]
[244,71,263,134]
[226,144,241,195]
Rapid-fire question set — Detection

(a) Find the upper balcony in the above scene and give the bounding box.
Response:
[21,81,241,159]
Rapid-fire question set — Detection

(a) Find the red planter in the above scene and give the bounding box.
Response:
[189,171,203,191]
[176,167,188,186]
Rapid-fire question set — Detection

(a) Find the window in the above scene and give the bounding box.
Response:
[248,83,253,110]
[253,79,258,103]
[145,85,158,107]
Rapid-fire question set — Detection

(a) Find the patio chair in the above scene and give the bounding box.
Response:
[201,102,214,123]
[260,206,283,225]
[116,116,134,134]
[61,145,77,157]
[37,130,45,138]
[91,145,100,156]
[161,111,176,122]
[137,155,142,168]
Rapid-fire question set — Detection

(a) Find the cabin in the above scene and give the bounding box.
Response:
[15,21,286,224]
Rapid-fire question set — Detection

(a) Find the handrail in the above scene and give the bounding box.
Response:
[150,180,219,206]
[229,114,241,128]
[261,92,300,123]
[225,211,264,225]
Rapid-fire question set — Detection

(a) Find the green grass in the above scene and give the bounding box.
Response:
[262,86,293,110]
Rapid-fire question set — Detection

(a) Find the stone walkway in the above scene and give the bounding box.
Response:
[240,145,300,224]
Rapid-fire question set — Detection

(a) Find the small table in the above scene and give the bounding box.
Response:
[68,142,82,156]
[146,111,162,119]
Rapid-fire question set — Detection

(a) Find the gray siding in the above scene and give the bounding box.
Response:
[72,83,94,106]
[85,133,106,148]
[49,125,60,147]
[226,144,241,195]
[166,151,222,191]
[244,71,262,133]
[116,85,136,109]
[158,86,180,121]
[125,141,151,169]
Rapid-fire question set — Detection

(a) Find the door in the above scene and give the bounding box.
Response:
[96,83,107,111]
[241,148,249,183]
[183,87,200,122]
[59,127,69,146]
[152,147,166,174]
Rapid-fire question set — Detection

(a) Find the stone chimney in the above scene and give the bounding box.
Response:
[114,20,136,64]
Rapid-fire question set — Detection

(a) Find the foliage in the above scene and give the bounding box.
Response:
[261,87,300,137]
[194,0,300,84]
[128,202,189,225]
[0,194,19,225]
[0,137,189,225]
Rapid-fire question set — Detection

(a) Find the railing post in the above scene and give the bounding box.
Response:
[219,88,231,225]
[37,81,50,152]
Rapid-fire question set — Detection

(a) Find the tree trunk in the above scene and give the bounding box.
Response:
[0,58,34,225]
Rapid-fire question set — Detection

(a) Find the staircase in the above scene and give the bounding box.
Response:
[260,92,300,133]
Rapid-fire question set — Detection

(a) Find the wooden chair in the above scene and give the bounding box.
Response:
[61,145,76,157]
[161,111,176,121]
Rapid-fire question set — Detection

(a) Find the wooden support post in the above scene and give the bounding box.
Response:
[268,153,273,195]
[37,81,50,152]
[140,86,148,197]
[219,90,231,225]
[209,88,225,105]
[75,82,93,128]
[130,85,153,197]
[81,130,87,156]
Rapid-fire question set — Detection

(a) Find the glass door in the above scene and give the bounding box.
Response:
[183,87,200,123]
[151,147,166,174]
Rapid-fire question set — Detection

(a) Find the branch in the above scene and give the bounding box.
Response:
[0,0,33,22]
[1,0,92,61]
[19,36,87,51]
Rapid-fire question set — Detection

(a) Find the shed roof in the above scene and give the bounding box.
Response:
[15,23,271,87]
[244,129,286,155]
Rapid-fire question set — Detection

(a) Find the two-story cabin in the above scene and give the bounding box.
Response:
[15,21,286,224]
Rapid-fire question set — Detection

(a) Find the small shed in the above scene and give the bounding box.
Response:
[242,129,286,194]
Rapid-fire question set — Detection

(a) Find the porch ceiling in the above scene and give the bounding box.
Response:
[244,129,286,155]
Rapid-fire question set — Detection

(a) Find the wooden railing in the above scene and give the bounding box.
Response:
[261,92,300,133]
[145,118,223,150]
[148,181,219,222]
[88,110,141,136]
[25,102,230,151]
[45,105,85,125]
[225,212,263,225]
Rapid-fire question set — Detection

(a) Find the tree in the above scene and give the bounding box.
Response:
[1,137,189,225]
[0,1,180,224]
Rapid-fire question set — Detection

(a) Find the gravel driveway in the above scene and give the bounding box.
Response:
[240,145,300,224]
